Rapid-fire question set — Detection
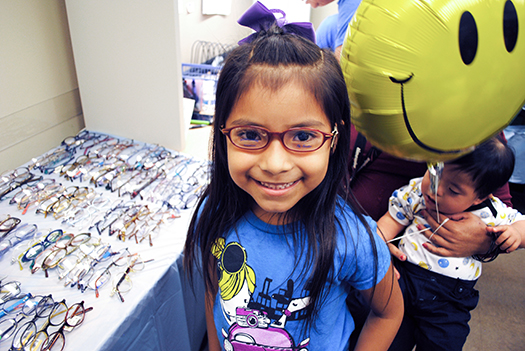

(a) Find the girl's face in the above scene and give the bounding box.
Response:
[224,81,333,225]
[421,164,484,216]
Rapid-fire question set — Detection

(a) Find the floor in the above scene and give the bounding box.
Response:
[464,249,525,350]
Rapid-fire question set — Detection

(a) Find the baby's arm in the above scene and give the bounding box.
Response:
[487,220,525,253]
[377,213,408,262]
[354,263,404,351]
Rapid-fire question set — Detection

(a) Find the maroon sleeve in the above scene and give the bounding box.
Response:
[494,131,514,207]
[349,124,427,220]
[493,182,513,207]
[348,126,513,220]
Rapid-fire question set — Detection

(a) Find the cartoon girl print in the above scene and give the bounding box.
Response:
[212,239,310,350]
[212,239,256,324]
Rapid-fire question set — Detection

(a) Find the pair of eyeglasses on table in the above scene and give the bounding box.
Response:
[15,230,88,275]
[1,215,22,240]
[16,183,70,216]
[29,146,76,175]
[57,240,113,290]
[0,221,38,258]
[7,179,57,209]
[61,130,102,152]
[90,201,178,246]
[59,154,104,182]
[34,186,97,220]
[0,168,43,202]
[109,253,153,303]
[0,292,51,341]
[27,232,92,278]
[76,247,150,302]
[1,293,92,351]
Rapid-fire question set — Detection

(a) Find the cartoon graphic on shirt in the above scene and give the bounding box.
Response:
[212,239,310,351]
[212,239,256,324]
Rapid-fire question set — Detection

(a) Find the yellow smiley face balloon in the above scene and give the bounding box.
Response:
[341,0,525,161]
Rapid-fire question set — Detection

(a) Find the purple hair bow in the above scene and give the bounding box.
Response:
[238,1,316,45]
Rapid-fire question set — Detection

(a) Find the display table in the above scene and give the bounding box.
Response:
[0,129,211,351]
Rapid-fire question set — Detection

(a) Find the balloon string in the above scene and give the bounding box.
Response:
[427,218,449,241]
[435,192,440,223]
[386,217,450,244]
[386,227,430,243]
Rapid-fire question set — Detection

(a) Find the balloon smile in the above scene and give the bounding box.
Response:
[390,74,465,156]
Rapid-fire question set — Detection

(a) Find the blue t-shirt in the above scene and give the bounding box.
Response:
[316,14,338,51]
[211,200,391,351]
[316,0,362,52]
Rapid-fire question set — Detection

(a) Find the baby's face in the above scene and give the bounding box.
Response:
[421,165,484,216]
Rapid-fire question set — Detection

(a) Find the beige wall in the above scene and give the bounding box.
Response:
[0,0,335,173]
[0,0,84,173]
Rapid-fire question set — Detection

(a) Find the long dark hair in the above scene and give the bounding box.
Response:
[183,25,378,326]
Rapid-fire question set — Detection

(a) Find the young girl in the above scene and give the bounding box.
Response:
[183,3,403,350]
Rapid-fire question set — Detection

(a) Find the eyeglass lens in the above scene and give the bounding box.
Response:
[225,126,331,151]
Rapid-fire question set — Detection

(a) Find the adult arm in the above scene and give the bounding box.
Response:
[335,45,342,61]
[354,263,404,351]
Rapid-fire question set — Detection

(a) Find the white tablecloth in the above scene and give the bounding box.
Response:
[0,133,207,351]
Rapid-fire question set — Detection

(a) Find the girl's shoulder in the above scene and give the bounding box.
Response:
[334,198,391,288]
[335,197,377,237]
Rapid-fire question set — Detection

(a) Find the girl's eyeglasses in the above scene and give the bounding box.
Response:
[221,125,338,152]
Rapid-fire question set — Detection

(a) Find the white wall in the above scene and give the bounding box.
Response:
[0,0,84,173]
[178,0,253,63]
[310,1,338,30]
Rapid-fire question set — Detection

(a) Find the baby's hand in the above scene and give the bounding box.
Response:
[487,225,522,253]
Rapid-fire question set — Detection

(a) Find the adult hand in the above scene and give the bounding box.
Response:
[420,210,491,257]
[305,0,335,8]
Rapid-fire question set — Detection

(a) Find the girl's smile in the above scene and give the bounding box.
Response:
[225,80,334,225]
[256,180,299,191]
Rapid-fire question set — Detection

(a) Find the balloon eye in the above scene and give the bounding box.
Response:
[503,0,519,53]
[458,11,478,65]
